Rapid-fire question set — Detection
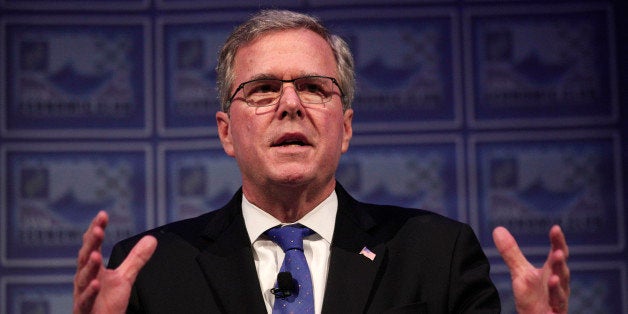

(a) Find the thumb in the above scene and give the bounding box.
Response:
[492,226,530,274]
[117,235,157,283]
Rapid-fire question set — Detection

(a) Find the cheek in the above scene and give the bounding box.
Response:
[323,117,349,155]
[230,111,253,139]
[232,118,263,156]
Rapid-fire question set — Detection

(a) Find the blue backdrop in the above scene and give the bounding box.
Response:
[1,0,626,313]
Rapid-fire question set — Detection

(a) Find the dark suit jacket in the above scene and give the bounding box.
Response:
[109,184,500,313]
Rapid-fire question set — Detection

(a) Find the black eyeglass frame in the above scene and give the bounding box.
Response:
[227,75,345,106]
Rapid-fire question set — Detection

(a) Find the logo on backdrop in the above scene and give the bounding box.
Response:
[470,9,614,124]
[475,134,619,249]
[6,21,147,132]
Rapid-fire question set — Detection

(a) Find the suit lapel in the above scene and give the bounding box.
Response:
[191,185,387,313]
[322,185,386,313]
[194,192,267,314]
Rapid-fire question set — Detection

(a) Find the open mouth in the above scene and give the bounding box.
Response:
[272,134,310,147]
[276,140,306,146]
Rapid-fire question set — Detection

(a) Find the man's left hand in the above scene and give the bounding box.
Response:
[493,225,570,314]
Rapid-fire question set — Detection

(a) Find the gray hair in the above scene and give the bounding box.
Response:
[216,10,355,112]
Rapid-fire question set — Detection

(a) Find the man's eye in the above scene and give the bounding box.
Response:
[249,82,280,94]
[299,82,325,94]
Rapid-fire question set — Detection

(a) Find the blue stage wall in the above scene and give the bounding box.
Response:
[1,1,626,313]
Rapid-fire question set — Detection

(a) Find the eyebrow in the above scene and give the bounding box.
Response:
[246,73,278,81]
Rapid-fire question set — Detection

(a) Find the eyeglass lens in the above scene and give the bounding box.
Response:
[242,77,335,107]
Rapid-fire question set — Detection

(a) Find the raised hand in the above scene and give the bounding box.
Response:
[493,225,570,314]
[73,211,157,314]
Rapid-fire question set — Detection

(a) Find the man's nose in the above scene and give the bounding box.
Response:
[276,84,304,118]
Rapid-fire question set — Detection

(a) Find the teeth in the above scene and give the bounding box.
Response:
[282,141,304,146]
[273,135,307,147]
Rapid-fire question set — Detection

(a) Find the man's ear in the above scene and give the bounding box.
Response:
[341,108,353,153]
[216,111,235,157]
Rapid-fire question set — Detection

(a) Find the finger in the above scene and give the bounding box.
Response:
[547,274,568,313]
[74,279,101,314]
[549,225,569,259]
[548,225,570,292]
[492,226,531,274]
[117,235,157,283]
[550,249,570,293]
[74,251,103,295]
[77,211,109,269]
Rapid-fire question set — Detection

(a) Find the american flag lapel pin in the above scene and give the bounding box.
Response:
[359,246,376,261]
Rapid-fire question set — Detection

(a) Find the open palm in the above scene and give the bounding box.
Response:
[493,225,570,314]
[73,211,157,314]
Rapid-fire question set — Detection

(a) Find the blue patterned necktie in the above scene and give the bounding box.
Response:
[266,224,315,314]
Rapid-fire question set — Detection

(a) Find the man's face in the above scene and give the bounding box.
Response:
[216,29,353,190]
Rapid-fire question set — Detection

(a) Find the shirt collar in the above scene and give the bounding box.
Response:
[242,191,338,244]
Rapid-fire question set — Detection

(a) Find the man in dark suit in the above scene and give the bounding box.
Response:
[73,10,570,314]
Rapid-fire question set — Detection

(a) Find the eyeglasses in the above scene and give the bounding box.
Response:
[228,75,344,107]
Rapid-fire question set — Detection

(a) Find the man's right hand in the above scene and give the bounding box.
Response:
[73,211,157,314]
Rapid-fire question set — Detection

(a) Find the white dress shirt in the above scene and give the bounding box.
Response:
[242,192,338,314]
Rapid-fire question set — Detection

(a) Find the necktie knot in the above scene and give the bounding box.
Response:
[265,224,314,252]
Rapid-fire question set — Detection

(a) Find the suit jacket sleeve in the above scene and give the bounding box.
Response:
[446,223,500,313]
